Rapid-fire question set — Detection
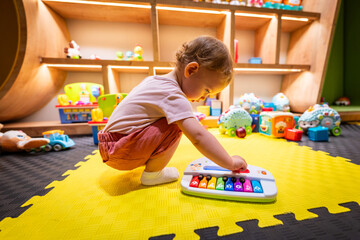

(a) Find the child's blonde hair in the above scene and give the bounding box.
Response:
[176,36,233,84]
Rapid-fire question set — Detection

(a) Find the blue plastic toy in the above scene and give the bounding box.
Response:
[308,126,329,142]
[42,130,75,151]
[248,57,262,64]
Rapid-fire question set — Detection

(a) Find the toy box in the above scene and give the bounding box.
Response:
[248,57,262,64]
[210,100,222,116]
[197,106,210,117]
[308,126,329,142]
[56,104,96,124]
[284,128,303,141]
[56,82,104,123]
[259,112,295,137]
[250,114,260,133]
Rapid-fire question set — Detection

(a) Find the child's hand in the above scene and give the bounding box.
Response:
[231,155,247,172]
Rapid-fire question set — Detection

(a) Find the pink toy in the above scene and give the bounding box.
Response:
[247,0,263,7]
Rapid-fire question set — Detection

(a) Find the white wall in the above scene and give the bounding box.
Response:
[19,20,290,122]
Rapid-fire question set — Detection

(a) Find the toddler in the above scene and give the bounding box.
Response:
[98,36,247,186]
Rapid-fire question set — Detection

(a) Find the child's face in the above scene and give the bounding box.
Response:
[181,63,228,102]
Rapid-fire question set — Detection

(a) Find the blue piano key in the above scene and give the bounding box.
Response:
[251,180,263,193]
[224,178,234,191]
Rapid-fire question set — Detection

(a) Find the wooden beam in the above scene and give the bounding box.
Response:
[151,2,160,62]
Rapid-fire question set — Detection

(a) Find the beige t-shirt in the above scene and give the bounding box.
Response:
[103,75,194,134]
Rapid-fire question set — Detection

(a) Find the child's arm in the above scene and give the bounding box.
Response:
[176,117,247,171]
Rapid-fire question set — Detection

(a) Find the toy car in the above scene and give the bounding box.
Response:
[42,130,75,151]
[298,104,341,136]
[218,107,253,137]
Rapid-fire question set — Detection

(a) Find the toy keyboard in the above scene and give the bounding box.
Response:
[181,158,277,202]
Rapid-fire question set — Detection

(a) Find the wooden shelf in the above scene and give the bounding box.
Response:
[281,17,313,33]
[2,121,92,137]
[41,57,157,73]
[42,0,152,23]
[234,63,310,74]
[330,106,360,122]
[43,0,320,30]
[41,57,309,75]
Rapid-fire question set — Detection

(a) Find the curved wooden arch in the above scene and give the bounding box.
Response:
[0,0,69,122]
[0,0,26,100]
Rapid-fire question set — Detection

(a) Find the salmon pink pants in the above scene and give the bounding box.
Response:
[98,118,182,170]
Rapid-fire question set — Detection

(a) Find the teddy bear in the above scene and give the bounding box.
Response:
[0,124,50,153]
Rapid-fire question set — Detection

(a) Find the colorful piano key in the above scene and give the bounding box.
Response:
[243,179,253,192]
[215,177,225,190]
[207,176,216,190]
[181,158,277,202]
[224,177,234,191]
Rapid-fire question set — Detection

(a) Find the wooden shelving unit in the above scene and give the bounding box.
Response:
[0,0,342,125]
[2,121,92,137]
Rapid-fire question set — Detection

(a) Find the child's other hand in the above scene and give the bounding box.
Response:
[231,155,247,172]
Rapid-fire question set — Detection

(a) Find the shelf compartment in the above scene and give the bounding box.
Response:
[281,15,314,33]
[42,0,152,23]
[156,5,227,28]
[234,63,310,74]
[235,11,274,31]
[43,0,320,28]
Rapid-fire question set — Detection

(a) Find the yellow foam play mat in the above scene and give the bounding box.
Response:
[0,129,359,239]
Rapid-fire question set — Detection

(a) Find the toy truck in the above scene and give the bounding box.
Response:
[218,107,253,137]
[298,104,341,136]
[42,130,75,151]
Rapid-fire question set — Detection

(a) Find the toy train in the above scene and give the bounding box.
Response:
[181,158,277,202]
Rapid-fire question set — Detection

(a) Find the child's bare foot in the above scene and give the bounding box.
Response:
[141,167,179,186]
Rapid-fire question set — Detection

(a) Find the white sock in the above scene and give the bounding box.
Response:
[141,167,179,186]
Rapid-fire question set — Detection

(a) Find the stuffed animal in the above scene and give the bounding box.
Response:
[64,40,81,59]
[0,124,50,152]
